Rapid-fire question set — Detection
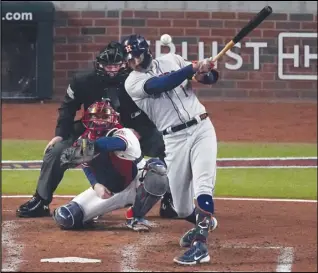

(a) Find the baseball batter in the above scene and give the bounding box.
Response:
[53,100,169,232]
[122,34,219,265]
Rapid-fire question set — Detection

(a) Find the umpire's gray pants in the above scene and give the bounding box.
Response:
[36,139,74,204]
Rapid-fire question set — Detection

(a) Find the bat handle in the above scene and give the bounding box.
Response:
[191,40,235,81]
[209,40,235,62]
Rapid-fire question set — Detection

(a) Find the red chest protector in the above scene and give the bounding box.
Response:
[79,123,136,189]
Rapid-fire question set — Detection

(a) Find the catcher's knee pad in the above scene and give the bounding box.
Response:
[196,194,214,215]
[53,201,84,230]
[143,158,169,195]
[132,158,169,218]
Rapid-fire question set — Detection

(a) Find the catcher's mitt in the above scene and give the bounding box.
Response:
[60,138,97,169]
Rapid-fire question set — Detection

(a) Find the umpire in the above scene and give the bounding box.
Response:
[16,41,177,219]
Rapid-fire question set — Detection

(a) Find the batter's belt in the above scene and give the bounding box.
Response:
[162,113,209,136]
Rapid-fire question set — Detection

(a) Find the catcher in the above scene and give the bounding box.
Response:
[53,99,169,231]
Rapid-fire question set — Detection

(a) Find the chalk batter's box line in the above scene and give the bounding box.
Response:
[2,157,317,169]
[2,195,317,203]
[0,225,295,273]
[121,244,294,272]
[2,157,318,163]
[1,166,317,171]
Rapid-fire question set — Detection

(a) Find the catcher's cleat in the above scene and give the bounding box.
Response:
[16,195,51,218]
[125,206,152,232]
[84,215,102,226]
[159,192,178,219]
[179,217,218,248]
[173,241,210,265]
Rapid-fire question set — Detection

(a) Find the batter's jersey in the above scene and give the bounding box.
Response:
[124,53,207,132]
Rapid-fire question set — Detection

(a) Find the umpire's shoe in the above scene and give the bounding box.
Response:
[173,241,210,265]
[16,194,50,218]
[159,192,178,218]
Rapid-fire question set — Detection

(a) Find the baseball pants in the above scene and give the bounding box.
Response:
[72,174,141,222]
[163,117,217,218]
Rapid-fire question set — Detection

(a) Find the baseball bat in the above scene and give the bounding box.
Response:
[191,6,272,81]
[209,5,273,62]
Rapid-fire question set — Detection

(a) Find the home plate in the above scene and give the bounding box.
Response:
[41,257,101,263]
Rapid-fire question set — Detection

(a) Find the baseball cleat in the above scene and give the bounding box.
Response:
[125,206,152,232]
[92,215,102,222]
[173,241,210,265]
[81,215,101,228]
[159,192,178,219]
[180,217,218,248]
[125,217,152,232]
[16,195,51,218]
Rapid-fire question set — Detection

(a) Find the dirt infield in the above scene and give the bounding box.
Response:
[2,100,317,272]
[2,101,317,142]
[2,198,317,272]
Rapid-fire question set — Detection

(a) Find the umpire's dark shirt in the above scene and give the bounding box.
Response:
[55,69,156,140]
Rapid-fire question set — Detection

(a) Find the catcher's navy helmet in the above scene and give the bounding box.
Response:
[121,34,153,70]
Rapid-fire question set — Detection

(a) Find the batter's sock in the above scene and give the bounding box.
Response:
[193,208,212,244]
[184,209,196,224]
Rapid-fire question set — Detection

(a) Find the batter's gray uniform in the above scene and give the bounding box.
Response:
[124,53,217,218]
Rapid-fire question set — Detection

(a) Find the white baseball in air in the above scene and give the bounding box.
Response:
[160,34,172,45]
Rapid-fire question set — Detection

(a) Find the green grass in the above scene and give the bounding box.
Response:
[2,140,317,200]
[214,168,317,200]
[217,142,317,158]
[2,170,88,195]
[2,140,317,160]
[2,168,317,200]
[2,140,47,160]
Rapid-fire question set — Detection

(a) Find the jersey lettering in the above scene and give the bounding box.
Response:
[157,71,188,98]
[115,129,127,138]
[158,71,175,76]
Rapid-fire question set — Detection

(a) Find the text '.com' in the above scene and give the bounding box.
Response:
[2,12,33,21]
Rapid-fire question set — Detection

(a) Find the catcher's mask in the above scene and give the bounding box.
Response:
[82,100,120,138]
[95,41,128,80]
